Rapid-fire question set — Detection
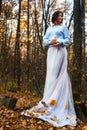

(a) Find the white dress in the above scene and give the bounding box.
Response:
[21,25,77,127]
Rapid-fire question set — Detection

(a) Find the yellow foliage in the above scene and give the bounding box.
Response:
[22,0,27,9]
[22,120,27,127]
[26,110,39,118]
[33,113,39,118]
[26,37,32,42]
[51,116,60,123]
[40,110,50,115]
[83,125,87,130]
[20,22,27,29]
[26,111,34,116]
[66,115,72,119]
[65,103,68,109]
[44,110,50,115]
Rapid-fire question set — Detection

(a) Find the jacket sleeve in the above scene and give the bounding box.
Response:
[59,25,70,47]
[43,27,51,46]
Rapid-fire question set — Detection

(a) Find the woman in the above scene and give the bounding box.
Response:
[22,11,77,127]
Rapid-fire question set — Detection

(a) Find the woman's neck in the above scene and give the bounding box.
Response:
[54,23,62,26]
[54,22,62,25]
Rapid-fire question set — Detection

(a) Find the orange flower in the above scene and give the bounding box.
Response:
[50,100,57,106]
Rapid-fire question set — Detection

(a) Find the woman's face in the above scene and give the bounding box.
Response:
[57,13,63,24]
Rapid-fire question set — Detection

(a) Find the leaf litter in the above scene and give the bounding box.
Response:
[0,90,87,130]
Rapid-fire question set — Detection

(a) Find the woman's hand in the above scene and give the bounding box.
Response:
[54,42,60,46]
[50,39,57,44]
[50,36,60,46]
[50,36,57,45]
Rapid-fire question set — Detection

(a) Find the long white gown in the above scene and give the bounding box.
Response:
[21,46,77,127]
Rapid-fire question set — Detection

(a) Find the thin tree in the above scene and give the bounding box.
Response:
[14,0,22,87]
[73,0,87,122]
[27,0,30,80]
[73,0,83,90]
[0,0,2,13]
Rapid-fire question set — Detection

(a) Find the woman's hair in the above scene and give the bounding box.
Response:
[52,11,63,24]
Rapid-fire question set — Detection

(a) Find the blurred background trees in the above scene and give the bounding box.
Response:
[0,0,87,115]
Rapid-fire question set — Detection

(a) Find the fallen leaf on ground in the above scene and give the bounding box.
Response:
[66,115,72,119]
[41,101,48,107]
[83,125,87,130]
[51,116,60,123]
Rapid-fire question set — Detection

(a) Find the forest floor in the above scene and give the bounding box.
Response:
[0,89,87,130]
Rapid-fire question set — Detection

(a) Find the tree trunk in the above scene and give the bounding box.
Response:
[27,0,30,80]
[0,0,2,13]
[73,0,87,123]
[14,0,22,87]
[0,20,9,86]
[73,0,83,92]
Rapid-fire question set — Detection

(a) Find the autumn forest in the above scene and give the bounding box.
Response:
[0,0,87,129]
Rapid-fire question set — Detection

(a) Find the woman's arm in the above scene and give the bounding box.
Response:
[58,25,70,47]
[43,27,51,46]
[43,27,57,46]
